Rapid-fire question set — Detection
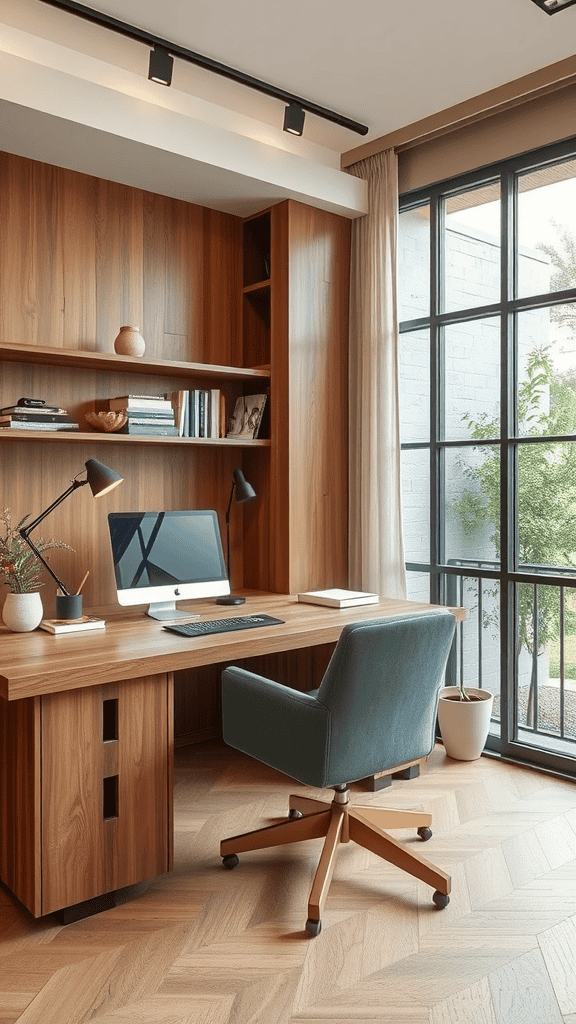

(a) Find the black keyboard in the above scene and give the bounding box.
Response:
[162,613,284,638]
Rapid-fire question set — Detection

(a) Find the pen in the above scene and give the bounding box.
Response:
[76,570,90,595]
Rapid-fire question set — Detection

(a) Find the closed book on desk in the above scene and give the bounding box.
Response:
[39,616,106,634]
[297,589,379,608]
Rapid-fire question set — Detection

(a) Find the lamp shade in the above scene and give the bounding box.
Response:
[233,468,256,503]
[85,459,124,497]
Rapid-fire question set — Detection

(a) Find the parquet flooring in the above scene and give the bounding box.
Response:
[1,741,576,1024]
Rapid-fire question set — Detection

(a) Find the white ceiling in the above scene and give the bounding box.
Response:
[2,0,576,217]
[41,0,576,152]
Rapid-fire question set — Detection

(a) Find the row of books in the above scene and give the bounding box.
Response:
[170,389,226,438]
[0,403,79,431]
[1,392,268,440]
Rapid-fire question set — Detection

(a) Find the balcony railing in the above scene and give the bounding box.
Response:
[444,559,576,754]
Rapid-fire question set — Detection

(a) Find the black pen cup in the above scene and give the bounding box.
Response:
[56,594,83,620]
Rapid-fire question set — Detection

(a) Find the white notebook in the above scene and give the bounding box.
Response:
[297,589,379,608]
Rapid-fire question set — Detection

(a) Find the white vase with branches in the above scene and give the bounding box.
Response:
[1,509,72,632]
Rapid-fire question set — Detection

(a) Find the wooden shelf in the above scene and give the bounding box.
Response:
[243,280,271,294]
[0,430,271,446]
[0,342,270,382]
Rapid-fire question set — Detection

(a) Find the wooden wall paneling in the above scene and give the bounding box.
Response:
[237,643,336,693]
[61,166,98,352]
[95,178,144,355]
[202,209,243,367]
[0,154,64,349]
[286,202,350,594]
[174,663,224,745]
[33,160,65,349]
[242,288,271,369]
[142,192,169,359]
[269,201,291,593]
[40,673,171,915]
[243,213,271,286]
[241,448,271,590]
[164,198,204,362]
[0,695,42,916]
[261,200,350,596]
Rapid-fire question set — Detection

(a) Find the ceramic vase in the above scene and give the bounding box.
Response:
[2,591,44,632]
[113,325,146,357]
[437,686,494,761]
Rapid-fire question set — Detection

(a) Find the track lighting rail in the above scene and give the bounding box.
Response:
[36,0,369,135]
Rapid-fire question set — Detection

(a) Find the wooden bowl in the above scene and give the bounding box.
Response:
[85,411,127,432]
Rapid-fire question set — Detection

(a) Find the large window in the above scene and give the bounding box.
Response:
[399,138,576,777]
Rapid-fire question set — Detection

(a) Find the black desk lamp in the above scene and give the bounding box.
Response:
[19,458,123,597]
[216,468,256,606]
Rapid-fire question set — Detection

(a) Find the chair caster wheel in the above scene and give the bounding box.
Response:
[418,826,432,841]
[289,808,303,819]
[432,890,450,909]
[222,854,239,870]
[305,918,322,937]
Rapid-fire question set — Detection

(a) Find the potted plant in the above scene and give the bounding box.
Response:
[437,678,494,761]
[0,508,71,632]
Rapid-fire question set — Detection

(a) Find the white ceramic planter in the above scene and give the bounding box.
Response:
[437,686,494,761]
[2,591,44,632]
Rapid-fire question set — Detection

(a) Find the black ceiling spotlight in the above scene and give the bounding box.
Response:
[529,0,576,11]
[35,0,369,136]
[148,44,173,86]
[283,103,305,136]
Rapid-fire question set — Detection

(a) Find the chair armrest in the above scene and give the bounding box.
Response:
[222,666,331,788]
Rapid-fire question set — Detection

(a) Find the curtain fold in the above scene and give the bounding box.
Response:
[348,149,406,600]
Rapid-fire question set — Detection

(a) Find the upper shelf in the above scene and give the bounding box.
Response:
[0,343,271,381]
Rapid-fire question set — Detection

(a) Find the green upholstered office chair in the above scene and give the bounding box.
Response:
[220,609,457,936]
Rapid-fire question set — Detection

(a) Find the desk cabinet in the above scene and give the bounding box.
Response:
[0,672,173,917]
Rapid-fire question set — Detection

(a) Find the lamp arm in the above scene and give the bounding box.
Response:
[223,481,236,578]
[18,532,70,595]
[19,478,87,596]
[224,481,236,525]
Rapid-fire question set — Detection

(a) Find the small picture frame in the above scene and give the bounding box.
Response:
[226,393,267,439]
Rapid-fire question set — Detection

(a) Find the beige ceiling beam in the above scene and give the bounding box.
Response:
[341,54,576,168]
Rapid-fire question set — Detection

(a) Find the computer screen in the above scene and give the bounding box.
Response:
[108,510,230,619]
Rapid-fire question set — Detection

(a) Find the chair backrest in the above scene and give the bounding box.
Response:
[315,610,456,787]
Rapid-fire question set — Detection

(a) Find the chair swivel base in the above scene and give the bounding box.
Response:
[220,788,451,936]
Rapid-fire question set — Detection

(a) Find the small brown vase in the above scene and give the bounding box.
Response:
[114,325,145,357]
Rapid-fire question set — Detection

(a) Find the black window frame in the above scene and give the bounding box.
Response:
[399,135,576,778]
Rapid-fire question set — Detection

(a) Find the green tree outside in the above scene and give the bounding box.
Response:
[453,346,576,724]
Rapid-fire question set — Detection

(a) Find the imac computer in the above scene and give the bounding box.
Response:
[107,510,230,620]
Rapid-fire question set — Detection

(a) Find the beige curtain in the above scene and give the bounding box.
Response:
[348,149,406,599]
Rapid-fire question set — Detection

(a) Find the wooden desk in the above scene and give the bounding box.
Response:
[0,593,464,919]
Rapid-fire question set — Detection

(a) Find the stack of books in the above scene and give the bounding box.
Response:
[0,403,79,431]
[107,395,178,436]
[171,389,226,438]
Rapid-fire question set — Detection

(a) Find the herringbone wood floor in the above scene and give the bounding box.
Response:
[1,741,576,1024]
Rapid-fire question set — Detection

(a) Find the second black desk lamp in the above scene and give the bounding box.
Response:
[216,468,256,606]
